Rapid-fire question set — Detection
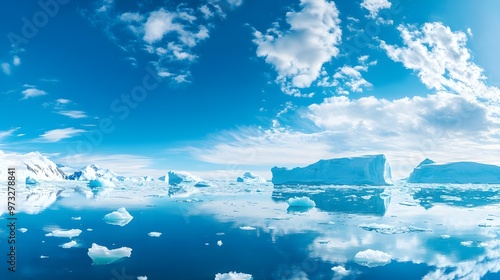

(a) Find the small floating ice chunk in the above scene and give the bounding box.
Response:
[205,243,209,246]
[287,196,316,208]
[148,232,162,237]
[331,265,350,276]
[217,240,223,246]
[18,228,28,233]
[103,207,133,226]
[214,271,253,280]
[46,229,82,238]
[216,232,225,236]
[137,277,147,280]
[87,243,132,265]
[87,228,93,231]
[71,217,81,220]
[440,235,450,239]
[354,249,391,267]
[60,240,78,249]
[40,255,49,259]
[239,226,256,231]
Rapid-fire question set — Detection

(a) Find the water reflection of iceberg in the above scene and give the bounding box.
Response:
[272,186,391,216]
[411,185,500,209]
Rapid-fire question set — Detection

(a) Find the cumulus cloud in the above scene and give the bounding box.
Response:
[253,0,342,96]
[380,22,500,110]
[318,55,376,94]
[360,0,392,19]
[39,128,86,142]
[83,0,242,83]
[21,87,47,99]
[1,63,10,75]
[187,91,500,178]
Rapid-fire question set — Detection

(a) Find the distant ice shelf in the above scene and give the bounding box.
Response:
[408,158,500,184]
[271,154,393,186]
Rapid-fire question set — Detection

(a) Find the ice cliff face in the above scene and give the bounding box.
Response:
[271,155,393,186]
[408,159,500,184]
[0,151,65,181]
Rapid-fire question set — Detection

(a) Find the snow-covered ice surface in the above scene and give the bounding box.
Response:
[1,179,500,279]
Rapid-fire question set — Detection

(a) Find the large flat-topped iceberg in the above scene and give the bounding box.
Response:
[408,159,500,184]
[271,155,393,186]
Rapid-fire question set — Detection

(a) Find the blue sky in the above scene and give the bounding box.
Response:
[1,0,499,179]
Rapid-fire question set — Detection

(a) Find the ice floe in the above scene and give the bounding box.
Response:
[148,232,162,237]
[354,249,392,267]
[87,243,132,265]
[103,207,133,226]
[45,229,82,238]
[214,271,253,280]
[287,196,316,208]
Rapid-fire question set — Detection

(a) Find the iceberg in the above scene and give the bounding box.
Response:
[168,171,202,185]
[103,207,133,226]
[359,223,430,234]
[87,243,132,265]
[407,159,500,184]
[236,172,266,183]
[271,155,393,186]
[26,176,38,185]
[354,249,391,267]
[287,196,316,208]
[67,164,119,181]
[89,178,116,188]
[214,272,253,280]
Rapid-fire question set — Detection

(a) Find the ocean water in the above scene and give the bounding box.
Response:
[1,181,499,279]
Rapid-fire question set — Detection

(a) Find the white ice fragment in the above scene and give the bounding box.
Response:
[46,229,82,238]
[287,196,316,208]
[87,228,93,231]
[354,249,392,267]
[217,240,223,246]
[60,240,78,249]
[461,241,474,247]
[148,232,162,237]
[87,243,132,265]
[18,228,28,233]
[239,226,256,231]
[103,207,133,226]
[137,277,147,280]
[40,255,49,259]
[71,217,81,220]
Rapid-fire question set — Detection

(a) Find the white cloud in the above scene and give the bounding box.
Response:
[57,110,88,119]
[2,63,11,75]
[0,128,20,140]
[360,0,392,19]
[380,22,500,110]
[319,56,376,93]
[13,56,21,66]
[188,91,500,178]
[84,1,242,83]
[40,128,86,142]
[21,87,47,99]
[253,0,342,96]
[56,98,71,104]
